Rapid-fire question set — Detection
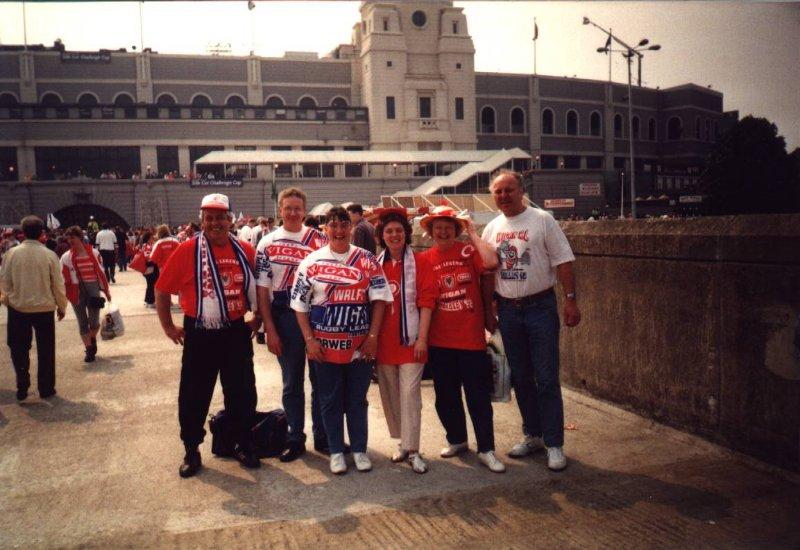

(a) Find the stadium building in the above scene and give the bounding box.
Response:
[0,1,731,226]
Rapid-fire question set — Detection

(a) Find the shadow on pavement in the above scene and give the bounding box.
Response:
[20,395,100,424]
[82,353,135,375]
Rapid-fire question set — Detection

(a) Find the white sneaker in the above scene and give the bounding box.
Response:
[391,445,408,463]
[440,442,468,458]
[508,436,545,458]
[407,452,428,474]
[353,452,372,472]
[478,451,506,473]
[547,447,567,471]
[330,453,347,475]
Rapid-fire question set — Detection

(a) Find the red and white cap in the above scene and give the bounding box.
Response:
[200,193,230,211]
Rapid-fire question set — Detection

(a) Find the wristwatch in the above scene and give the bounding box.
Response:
[566,292,576,300]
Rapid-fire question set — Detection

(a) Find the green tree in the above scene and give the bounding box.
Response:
[700,116,799,214]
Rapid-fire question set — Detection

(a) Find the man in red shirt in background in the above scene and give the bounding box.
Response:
[155,193,262,478]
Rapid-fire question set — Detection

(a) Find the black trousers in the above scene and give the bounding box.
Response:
[7,307,56,395]
[143,265,158,305]
[99,250,116,282]
[178,316,257,449]
[429,346,496,453]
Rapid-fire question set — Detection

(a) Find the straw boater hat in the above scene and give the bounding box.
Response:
[419,206,468,237]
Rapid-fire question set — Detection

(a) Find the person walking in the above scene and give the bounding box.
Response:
[139,231,157,308]
[60,226,111,363]
[482,171,581,471]
[291,206,392,475]
[255,187,330,462]
[374,208,437,473]
[114,226,128,272]
[0,215,67,400]
[155,193,261,478]
[419,206,505,473]
[95,223,117,283]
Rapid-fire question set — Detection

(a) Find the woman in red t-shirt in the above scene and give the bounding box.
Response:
[374,209,437,474]
[60,225,111,363]
[139,231,157,308]
[418,206,506,473]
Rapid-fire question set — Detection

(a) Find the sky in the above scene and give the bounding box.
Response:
[1,1,798,149]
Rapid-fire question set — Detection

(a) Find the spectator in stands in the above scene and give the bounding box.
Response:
[61,225,111,363]
[0,216,67,400]
[347,204,376,254]
[95,222,117,283]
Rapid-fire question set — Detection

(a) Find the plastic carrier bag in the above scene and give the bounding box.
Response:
[487,330,511,403]
[100,303,125,340]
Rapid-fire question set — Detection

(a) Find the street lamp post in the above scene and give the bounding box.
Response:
[271,163,278,219]
[583,17,660,219]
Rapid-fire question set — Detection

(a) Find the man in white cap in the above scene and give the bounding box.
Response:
[482,170,581,472]
[155,193,262,478]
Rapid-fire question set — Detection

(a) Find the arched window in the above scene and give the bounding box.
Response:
[0,93,19,107]
[648,118,656,141]
[113,93,135,106]
[191,94,212,107]
[590,111,602,136]
[566,110,578,135]
[704,119,711,142]
[480,106,496,134]
[330,96,348,108]
[40,92,63,106]
[614,113,623,138]
[298,96,317,109]
[541,108,554,135]
[695,117,701,140]
[77,93,99,106]
[667,116,683,140]
[265,95,284,108]
[156,93,176,106]
[632,116,640,139]
[510,107,525,134]
[225,95,245,108]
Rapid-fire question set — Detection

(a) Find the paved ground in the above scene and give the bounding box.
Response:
[0,270,798,549]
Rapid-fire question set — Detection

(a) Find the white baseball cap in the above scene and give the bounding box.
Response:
[200,193,230,211]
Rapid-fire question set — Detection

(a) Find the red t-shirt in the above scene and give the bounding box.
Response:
[376,252,437,365]
[150,237,180,269]
[74,254,98,283]
[421,241,487,351]
[155,237,257,320]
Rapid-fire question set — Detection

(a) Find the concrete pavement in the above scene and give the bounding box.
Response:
[0,270,798,548]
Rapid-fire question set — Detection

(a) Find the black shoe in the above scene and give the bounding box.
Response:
[40,389,56,399]
[234,445,261,469]
[179,448,202,478]
[16,388,28,401]
[279,442,306,463]
[84,347,96,363]
[255,332,266,345]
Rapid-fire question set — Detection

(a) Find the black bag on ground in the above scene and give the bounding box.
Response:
[209,408,287,458]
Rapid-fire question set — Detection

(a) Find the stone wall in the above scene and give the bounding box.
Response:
[560,215,800,471]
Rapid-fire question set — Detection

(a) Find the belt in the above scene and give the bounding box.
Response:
[495,287,554,307]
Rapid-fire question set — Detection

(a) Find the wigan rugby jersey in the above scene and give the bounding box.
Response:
[290,245,393,364]
[255,226,327,308]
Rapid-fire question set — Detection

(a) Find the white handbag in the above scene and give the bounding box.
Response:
[487,330,511,403]
[100,303,126,340]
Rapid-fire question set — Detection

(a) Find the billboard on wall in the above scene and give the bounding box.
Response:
[544,198,575,209]
[579,183,602,196]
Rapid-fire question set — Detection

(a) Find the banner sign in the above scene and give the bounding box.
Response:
[579,183,602,196]
[189,178,243,188]
[61,50,111,63]
[544,198,575,209]
[678,195,703,204]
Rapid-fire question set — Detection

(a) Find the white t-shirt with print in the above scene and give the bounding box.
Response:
[482,206,575,298]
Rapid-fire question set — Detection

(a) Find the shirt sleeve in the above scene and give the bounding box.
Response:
[415,254,437,309]
[155,242,190,295]
[289,257,313,313]
[544,213,576,267]
[254,238,273,288]
[367,255,393,303]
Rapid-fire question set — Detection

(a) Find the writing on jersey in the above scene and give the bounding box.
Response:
[256,227,326,307]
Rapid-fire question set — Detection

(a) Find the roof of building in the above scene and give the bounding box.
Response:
[194,149,529,166]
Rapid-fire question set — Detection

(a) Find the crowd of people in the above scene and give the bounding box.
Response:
[0,170,582,481]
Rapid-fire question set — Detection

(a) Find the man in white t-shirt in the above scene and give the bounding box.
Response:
[482,170,581,472]
[255,187,330,462]
[94,222,117,283]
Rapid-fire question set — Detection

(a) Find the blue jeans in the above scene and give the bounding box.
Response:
[313,359,372,454]
[273,306,325,445]
[497,292,564,447]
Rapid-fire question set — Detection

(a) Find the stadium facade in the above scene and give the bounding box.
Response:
[0,1,731,225]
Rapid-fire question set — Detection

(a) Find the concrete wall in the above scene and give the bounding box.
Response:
[560,215,800,472]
